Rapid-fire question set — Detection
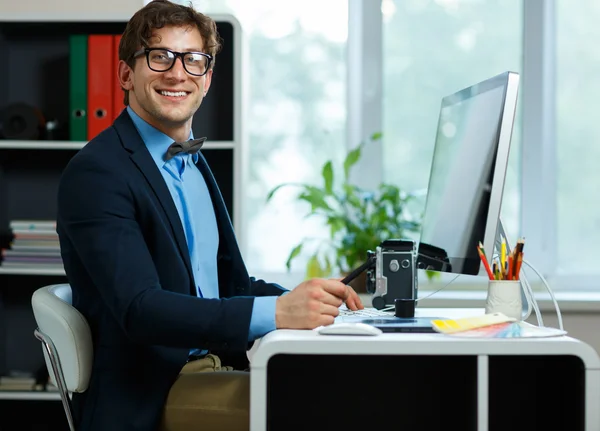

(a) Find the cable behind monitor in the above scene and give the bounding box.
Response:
[497,218,563,330]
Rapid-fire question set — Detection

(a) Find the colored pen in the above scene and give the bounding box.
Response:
[477,244,495,280]
[501,237,507,277]
[515,253,523,280]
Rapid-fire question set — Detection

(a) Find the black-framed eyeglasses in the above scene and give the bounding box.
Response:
[133,48,213,77]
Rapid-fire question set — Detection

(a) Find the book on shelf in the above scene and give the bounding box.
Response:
[9,220,57,232]
[1,219,63,270]
[0,375,36,391]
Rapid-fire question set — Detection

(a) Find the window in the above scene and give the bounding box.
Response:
[195,1,597,293]
[556,0,600,276]
[201,0,348,284]
[382,0,523,246]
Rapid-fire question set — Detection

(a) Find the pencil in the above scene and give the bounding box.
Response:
[515,252,524,280]
[501,237,507,277]
[477,244,495,280]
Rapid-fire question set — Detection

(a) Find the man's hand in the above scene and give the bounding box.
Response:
[275,278,350,329]
[344,284,364,311]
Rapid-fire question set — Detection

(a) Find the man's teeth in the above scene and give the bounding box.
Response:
[159,90,187,97]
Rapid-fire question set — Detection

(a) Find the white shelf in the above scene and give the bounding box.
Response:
[0,391,61,401]
[0,141,84,150]
[0,140,235,150]
[0,267,65,276]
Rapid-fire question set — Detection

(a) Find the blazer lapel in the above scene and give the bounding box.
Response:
[112,111,195,286]
[194,153,235,238]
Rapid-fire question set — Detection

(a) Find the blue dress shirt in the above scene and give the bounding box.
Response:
[127,107,277,341]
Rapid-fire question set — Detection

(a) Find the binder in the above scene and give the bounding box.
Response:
[69,35,88,141]
[112,34,125,120]
[87,35,114,140]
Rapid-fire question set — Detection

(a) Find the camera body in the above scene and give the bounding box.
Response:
[366,239,418,310]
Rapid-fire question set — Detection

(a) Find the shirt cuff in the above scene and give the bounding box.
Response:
[248,296,278,341]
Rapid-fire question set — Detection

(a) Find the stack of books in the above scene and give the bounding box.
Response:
[0,220,62,270]
[0,374,36,391]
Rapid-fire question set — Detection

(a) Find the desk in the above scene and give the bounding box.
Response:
[250,308,600,431]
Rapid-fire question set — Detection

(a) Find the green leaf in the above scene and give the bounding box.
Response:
[265,182,306,203]
[327,216,346,237]
[322,161,334,195]
[298,186,332,212]
[343,145,362,180]
[370,131,383,141]
[285,243,303,271]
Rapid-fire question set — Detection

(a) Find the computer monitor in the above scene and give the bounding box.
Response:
[417,71,520,276]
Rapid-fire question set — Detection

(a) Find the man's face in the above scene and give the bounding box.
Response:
[119,25,212,135]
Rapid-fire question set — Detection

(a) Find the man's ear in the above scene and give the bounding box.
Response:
[117,60,134,91]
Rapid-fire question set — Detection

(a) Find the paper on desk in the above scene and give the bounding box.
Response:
[448,321,567,338]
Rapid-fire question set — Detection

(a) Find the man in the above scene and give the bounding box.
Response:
[56,1,363,430]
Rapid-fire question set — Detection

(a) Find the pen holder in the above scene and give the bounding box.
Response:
[485,280,523,321]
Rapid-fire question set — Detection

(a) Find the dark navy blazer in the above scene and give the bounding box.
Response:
[56,110,286,431]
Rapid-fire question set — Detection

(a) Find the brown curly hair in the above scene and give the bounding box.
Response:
[118,0,222,105]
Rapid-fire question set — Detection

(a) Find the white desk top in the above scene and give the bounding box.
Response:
[249,308,600,370]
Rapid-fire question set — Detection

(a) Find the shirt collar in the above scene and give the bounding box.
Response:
[126,106,198,167]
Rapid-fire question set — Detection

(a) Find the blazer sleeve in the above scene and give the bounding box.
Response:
[57,153,254,351]
[249,277,289,297]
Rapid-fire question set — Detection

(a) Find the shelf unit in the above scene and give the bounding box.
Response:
[0,11,244,428]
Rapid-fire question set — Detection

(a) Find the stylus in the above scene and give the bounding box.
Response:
[341,255,376,285]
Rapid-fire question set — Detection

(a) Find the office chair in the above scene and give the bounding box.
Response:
[31,283,93,431]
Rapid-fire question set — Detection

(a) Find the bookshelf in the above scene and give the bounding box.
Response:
[0,12,244,427]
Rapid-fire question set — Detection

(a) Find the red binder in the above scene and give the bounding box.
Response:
[87,35,113,140]
[112,34,125,120]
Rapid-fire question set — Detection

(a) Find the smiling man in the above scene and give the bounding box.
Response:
[56,1,362,431]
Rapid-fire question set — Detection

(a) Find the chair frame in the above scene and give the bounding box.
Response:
[34,327,76,431]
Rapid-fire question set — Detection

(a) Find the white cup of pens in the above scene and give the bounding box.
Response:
[479,238,526,321]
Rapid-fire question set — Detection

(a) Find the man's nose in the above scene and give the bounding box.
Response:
[164,56,188,79]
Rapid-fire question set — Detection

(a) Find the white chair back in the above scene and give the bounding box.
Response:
[31,283,93,392]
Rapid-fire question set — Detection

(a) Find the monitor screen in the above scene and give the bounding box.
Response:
[417,72,519,276]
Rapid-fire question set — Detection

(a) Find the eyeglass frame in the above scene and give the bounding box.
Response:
[132,48,213,77]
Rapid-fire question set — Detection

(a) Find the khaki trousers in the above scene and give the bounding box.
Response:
[160,354,250,431]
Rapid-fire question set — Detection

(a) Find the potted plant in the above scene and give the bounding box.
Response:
[266,133,424,292]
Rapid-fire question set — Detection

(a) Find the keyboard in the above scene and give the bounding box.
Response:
[337,308,393,318]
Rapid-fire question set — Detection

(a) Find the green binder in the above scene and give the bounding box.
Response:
[69,34,88,141]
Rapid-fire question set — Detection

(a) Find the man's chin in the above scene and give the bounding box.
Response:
[155,110,194,127]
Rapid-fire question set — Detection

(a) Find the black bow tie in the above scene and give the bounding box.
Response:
[165,137,207,161]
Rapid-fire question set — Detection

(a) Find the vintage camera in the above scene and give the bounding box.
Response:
[366,239,418,310]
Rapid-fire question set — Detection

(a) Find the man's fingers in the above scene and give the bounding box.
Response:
[349,288,364,309]
[320,291,344,307]
[317,314,336,327]
[345,292,359,311]
[321,279,349,300]
[320,302,340,317]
